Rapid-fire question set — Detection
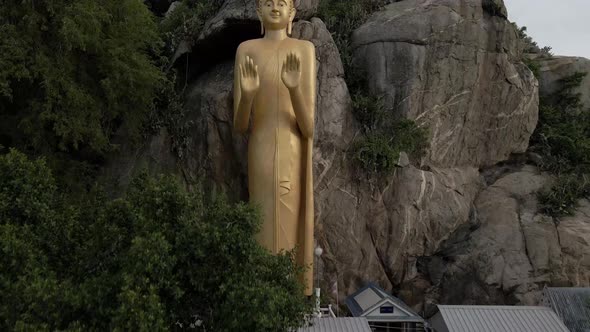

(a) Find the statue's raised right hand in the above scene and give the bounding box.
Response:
[240,56,259,97]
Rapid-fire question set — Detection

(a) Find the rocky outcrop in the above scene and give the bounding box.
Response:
[173,13,489,299]
[414,166,590,315]
[351,0,538,168]
[537,55,590,108]
[557,199,590,286]
[104,0,590,313]
[431,167,553,306]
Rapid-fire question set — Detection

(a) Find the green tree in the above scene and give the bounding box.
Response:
[0,149,312,331]
[0,0,164,156]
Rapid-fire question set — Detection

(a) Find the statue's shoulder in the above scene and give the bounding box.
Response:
[291,38,314,50]
[289,38,315,59]
[236,39,263,53]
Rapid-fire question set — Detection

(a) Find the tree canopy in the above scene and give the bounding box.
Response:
[0,149,312,331]
[0,0,164,155]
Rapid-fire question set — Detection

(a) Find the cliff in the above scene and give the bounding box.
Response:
[105,0,590,315]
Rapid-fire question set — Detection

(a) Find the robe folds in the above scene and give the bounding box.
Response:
[243,42,315,296]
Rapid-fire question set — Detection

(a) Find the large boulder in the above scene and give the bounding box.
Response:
[351,0,538,168]
[557,199,590,286]
[537,55,590,109]
[315,162,483,298]
[416,166,590,315]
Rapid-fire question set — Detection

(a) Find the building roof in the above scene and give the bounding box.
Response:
[296,318,372,332]
[434,305,570,332]
[544,287,590,332]
[345,282,424,322]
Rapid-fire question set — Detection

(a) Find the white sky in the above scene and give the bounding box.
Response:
[504,0,590,59]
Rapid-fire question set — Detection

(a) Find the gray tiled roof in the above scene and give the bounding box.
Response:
[544,287,590,332]
[436,305,570,332]
[296,318,372,332]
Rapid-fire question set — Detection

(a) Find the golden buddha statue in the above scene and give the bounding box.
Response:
[233,0,316,295]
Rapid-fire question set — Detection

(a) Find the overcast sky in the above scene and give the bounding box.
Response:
[504,0,590,59]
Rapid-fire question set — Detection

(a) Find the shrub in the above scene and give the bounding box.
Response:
[523,57,541,79]
[352,118,428,176]
[317,0,385,90]
[538,173,590,218]
[354,134,400,175]
[517,25,553,57]
[531,72,590,218]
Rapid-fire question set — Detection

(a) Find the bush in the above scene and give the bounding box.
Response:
[538,173,590,218]
[351,89,428,175]
[523,57,541,79]
[352,91,386,130]
[517,25,553,57]
[530,72,590,218]
[0,149,312,331]
[353,118,428,175]
[354,134,400,175]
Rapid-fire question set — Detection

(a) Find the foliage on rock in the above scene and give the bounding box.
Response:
[318,0,427,176]
[160,0,223,58]
[317,0,381,74]
[0,149,312,331]
[531,72,590,218]
[538,173,590,217]
[517,25,553,57]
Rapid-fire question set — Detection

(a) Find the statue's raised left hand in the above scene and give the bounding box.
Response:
[281,52,301,90]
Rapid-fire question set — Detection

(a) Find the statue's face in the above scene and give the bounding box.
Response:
[257,0,295,31]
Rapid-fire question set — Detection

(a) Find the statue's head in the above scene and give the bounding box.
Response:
[256,0,296,33]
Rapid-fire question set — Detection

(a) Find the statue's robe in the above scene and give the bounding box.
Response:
[244,41,314,295]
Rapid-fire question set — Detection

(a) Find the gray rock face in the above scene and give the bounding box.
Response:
[351,0,538,168]
[419,166,590,314]
[537,55,590,109]
[435,166,553,306]
[557,199,590,286]
[314,163,483,298]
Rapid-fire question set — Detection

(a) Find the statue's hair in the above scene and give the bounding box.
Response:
[256,0,295,9]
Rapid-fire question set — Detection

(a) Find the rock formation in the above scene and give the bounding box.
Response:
[104,0,590,314]
[537,55,590,108]
[351,0,538,168]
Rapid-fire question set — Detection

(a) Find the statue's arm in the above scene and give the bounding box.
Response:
[289,42,316,139]
[233,46,254,133]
